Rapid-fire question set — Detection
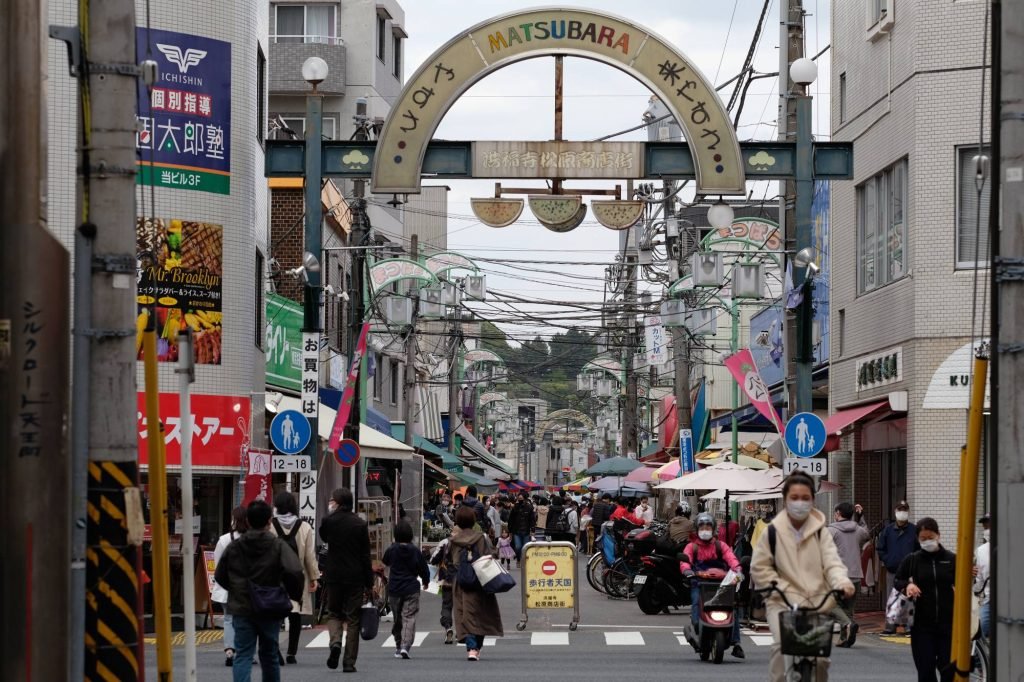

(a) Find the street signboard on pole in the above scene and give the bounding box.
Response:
[272,454,314,473]
[270,410,312,455]
[784,411,827,458]
[784,458,828,476]
[335,438,361,468]
[679,428,695,475]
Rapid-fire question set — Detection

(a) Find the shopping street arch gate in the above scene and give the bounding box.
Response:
[265,8,853,189]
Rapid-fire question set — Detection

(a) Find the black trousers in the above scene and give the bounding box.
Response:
[287,612,301,656]
[910,625,953,682]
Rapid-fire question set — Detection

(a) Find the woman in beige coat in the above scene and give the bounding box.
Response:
[751,472,855,682]
[272,491,319,664]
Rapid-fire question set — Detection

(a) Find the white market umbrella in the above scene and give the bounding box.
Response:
[701,489,783,502]
[655,461,769,492]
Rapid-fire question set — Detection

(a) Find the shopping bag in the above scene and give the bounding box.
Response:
[360,601,380,640]
[472,553,516,594]
[885,587,915,628]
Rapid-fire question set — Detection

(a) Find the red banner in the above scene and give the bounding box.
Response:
[722,348,785,434]
[328,322,370,451]
[242,448,272,506]
[137,393,250,467]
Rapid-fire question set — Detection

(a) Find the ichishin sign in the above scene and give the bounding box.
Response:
[136,28,231,194]
[137,393,250,467]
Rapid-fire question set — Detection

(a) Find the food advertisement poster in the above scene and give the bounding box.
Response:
[136,217,223,364]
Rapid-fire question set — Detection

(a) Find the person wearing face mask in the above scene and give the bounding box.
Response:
[877,500,919,635]
[828,502,870,648]
[894,517,956,682]
[750,472,855,682]
[680,513,745,659]
[974,515,991,639]
[637,496,655,526]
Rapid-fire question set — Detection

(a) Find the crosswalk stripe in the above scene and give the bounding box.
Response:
[306,631,336,648]
[382,632,430,649]
[530,632,569,646]
[750,635,775,646]
[604,631,645,646]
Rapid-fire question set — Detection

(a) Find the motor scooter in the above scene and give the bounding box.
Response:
[684,568,736,665]
[633,546,691,615]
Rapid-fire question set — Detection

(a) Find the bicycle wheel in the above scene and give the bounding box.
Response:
[971,638,990,682]
[373,573,390,616]
[587,553,607,594]
[604,558,636,599]
[790,657,815,682]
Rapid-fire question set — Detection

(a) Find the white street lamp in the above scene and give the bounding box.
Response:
[707,200,734,230]
[789,57,818,86]
[301,56,329,91]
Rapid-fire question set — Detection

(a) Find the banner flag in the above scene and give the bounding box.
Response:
[328,322,370,451]
[723,348,785,434]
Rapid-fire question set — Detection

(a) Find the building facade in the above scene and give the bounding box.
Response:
[829,0,990,553]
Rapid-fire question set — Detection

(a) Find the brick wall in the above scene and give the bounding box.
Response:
[270,188,305,303]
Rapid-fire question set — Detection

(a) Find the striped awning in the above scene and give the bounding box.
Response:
[416,386,445,442]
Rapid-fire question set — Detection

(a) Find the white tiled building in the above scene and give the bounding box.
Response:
[828,0,990,568]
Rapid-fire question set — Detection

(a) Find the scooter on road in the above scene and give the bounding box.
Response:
[684,568,736,664]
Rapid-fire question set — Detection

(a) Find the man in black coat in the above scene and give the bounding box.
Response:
[319,488,373,673]
[214,500,304,680]
[508,491,535,562]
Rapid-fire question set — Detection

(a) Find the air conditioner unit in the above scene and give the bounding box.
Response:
[464,274,486,301]
[386,297,413,326]
[690,251,724,287]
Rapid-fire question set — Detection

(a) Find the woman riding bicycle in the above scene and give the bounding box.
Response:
[751,471,855,681]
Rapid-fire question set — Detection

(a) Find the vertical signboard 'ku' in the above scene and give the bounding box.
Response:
[136,28,232,194]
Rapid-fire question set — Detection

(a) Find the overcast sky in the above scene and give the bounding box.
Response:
[398,1,831,342]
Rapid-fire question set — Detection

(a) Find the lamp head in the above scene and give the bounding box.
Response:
[302,251,321,273]
[793,246,818,269]
[301,57,329,89]
[707,200,734,230]
[790,57,818,87]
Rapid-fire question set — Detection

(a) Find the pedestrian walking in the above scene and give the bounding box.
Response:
[877,500,919,635]
[637,496,654,526]
[508,492,534,563]
[428,537,456,644]
[383,520,430,659]
[319,488,374,673]
[579,498,593,553]
[270,492,319,665]
[750,472,855,682]
[828,501,870,647]
[975,514,991,638]
[485,497,503,541]
[894,517,956,682]
[446,505,504,661]
[213,500,304,682]
[668,503,694,545]
[497,528,516,569]
[213,506,248,667]
[462,485,486,529]
[546,494,571,542]
[435,493,454,530]
[566,500,580,548]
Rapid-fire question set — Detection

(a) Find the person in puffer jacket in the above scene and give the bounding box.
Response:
[679,513,744,659]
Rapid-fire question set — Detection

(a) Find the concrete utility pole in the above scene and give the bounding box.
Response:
[995,1,1024,678]
[667,185,695,473]
[404,234,419,447]
[780,0,805,419]
[448,323,462,455]
[622,254,639,457]
[0,2,71,680]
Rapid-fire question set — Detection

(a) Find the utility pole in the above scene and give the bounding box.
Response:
[404,234,419,448]
[622,254,639,457]
[1,1,72,680]
[995,1,1023,678]
[780,0,805,418]
[448,323,462,455]
[667,183,695,475]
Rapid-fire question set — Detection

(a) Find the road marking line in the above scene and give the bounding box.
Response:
[381,632,430,648]
[675,635,689,646]
[750,635,775,646]
[482,638,496,647]
[604,631,645,646]
[306,631,336,648]
[531,632,569,646]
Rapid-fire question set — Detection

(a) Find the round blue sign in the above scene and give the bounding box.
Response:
[335,438,361,468]
[784,412,827,458]
[270,410,311,455]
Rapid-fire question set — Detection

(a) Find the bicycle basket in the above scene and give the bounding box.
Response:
[699,582,736,610]
[777,610,835,658]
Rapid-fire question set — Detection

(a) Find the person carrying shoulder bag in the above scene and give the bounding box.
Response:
[445,505,504,662]
[214,500,304,682]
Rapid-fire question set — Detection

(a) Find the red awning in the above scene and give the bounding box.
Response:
[823,401,889,436]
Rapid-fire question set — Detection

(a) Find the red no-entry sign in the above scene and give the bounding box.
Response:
[541,560,557,576]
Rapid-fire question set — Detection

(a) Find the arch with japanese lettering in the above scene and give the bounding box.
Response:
[371,7,745,196]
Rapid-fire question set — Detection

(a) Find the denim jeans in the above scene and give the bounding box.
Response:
[513,533,530,559]
[465,634,484,650]
[690,583,741,645]
[231,614,281,682]
[980,601,991,639]
[223,613,235,651]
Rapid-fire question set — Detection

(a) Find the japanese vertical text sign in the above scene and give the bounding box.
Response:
[298,471,318,534]
[301,332,319,422]
[136,28,231,194]
[645,316,668,366]
[523,544,575,610]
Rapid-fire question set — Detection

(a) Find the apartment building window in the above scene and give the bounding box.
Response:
[392,34,402,79]
[373,352,383,400]
[257,46,266,142]
[255,250,265,350]
[275,4,337,44]
[377,15,386,61]
[857,159,908,293]
[389,359,400,404]
[956,146,992,269]
[839,73,847,124]
[838,309,845,356]
[276,115,336,140]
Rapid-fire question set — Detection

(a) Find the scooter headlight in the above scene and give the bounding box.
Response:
[708,611,730,623]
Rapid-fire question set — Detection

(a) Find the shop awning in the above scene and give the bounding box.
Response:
[391,424,463,472]
[823,401,889,436]
[452,469,499,489]
[456,425,517,476]
[359,423,413,461]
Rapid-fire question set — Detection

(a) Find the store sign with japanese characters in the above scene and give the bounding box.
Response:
[137,393,250,467]
[473,141,643,179]
[266,293,303,391]
[136,28,231,194]
[299,471,318,531]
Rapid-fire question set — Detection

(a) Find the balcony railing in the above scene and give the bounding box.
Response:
[270,34,344,45]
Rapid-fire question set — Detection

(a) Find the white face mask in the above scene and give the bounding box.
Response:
[328,501,338,513]
[920,539,940,553]
[983,529,990,542]
[698,529,713,542]
[895,511,910,522]
[787,500,813,521]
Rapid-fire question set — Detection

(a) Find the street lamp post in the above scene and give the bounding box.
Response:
[790,57,817,414]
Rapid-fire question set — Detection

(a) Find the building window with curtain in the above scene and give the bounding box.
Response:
[956,145,991,269]
[274,4,337,44]
[857,158,908,294]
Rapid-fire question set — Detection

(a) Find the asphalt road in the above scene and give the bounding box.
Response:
[146,567,918,680]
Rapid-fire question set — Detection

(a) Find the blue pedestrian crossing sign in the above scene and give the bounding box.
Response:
[784,412,827,458]
[270,410,311,455]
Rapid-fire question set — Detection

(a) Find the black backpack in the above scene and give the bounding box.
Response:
[272,518,302,557]
[554,509,571,533]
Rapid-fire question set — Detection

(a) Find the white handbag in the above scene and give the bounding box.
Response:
[472,553,516,593]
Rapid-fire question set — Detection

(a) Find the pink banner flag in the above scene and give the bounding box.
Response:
[328,322,370,451]
[722,348,785,434]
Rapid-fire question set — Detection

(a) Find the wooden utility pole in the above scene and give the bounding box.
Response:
[0,1,72,680]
